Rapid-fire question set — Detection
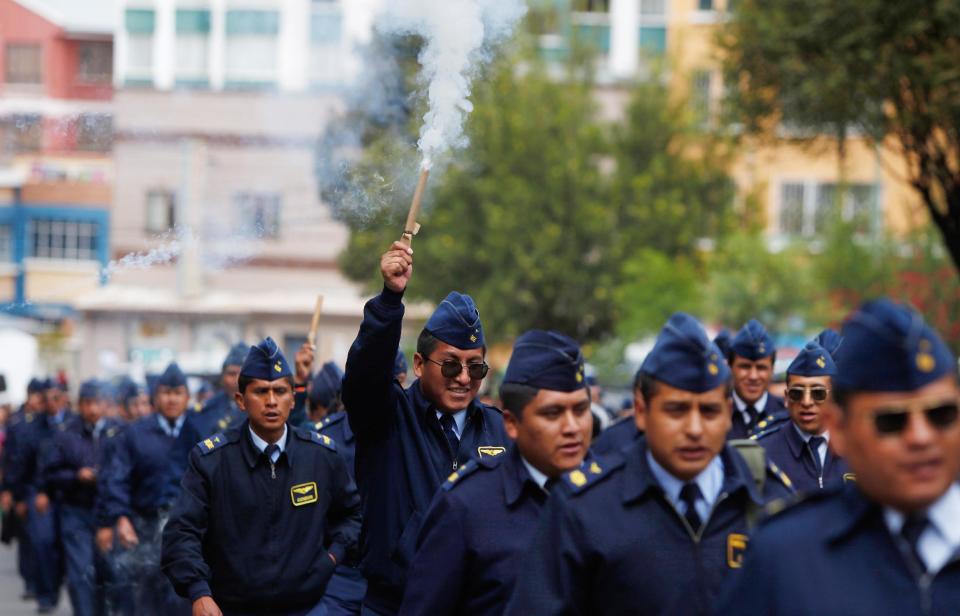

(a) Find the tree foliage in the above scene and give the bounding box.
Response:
[721,0,960,271]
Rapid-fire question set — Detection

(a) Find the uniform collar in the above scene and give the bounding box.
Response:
[240,421,295,469]
[646,448,725,512]
[411,378,482,426]
[502,445,536,507]
[248,424,288,455]
[155,413,185,438]
[621,437,763,506]
[732,390,768,414]
[785,422,830,459]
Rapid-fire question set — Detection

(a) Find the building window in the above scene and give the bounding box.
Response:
[225,10,279,87]
[641,0,666,17]
[0,224,11,262]
[691,70,712,126]
[29,219,99,261]
[698,0,715,10]
[145,190,176,234]
[74,114,113,152]
[125,9,155,85]
[573,0,610,11]
[176,9,211,87]
[5,114,43,153]
[77,41,113,83]
[233,192,281,239]
[310,7,343,87]
[779,181,880,237]
[5,43,43,84]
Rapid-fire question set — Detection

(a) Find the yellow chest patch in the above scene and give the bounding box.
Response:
[290,482,318,507]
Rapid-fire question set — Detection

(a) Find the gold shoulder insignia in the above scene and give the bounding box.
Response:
[842,472,857,483]
[310,431,337,451]
[313,420,324,431]
[768,460,792,489]
[193,403,203,413]
[442,459,480,491]
[198,433,227,455]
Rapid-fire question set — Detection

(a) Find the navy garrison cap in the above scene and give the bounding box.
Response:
[502,330,585,393]
[222,342,248,371]
[157,363,187,389]
[309,361,343,407]
[814,328,843,360]
[395,350,408,376]
[424,292,485,350]
[78,379,102,401]
[834,298,955,392]
[787,342,836,378]
[713,328,733,358]
[115,377,141,404]
[731,319,775,360]
[241,337,292,381]
[642,313,730,393]
[27,378,45,394]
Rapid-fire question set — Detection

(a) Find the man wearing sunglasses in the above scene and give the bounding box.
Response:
[716,298,960,614]
[754,341,850,493]
[341,241,509,616]
[727,319,789,439]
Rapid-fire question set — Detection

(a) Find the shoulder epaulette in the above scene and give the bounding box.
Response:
[198,432,228,455]
[442,459,482,491]
[192,403,203,413]
[563,456,619,493]
[751,425,782,441]
[767,459,793,490]
[763,484,838,519]
[307,431,337,451]
[315,412,345,432]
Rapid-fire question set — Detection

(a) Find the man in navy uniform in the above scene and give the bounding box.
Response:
[717,298,960,615]
[162,338,361,616]
[727,319,788,439]
[341,241,509,615]
[394,351,408,388]
[592,366,645,455]
[400,330,594,615]
[308,361,344,424]
[755,341,850,493]
[14,377,72,612]
[0,377,45,601]
[506,313,793,616]
[41,379,115,616]
[193,343,247,438]
[97,363,198,616]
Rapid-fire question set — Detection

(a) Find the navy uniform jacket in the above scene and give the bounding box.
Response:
[399,444,549,616]
[1,410,33,495]
[98,413,201,526]
[755,422,852,494]
[191,392,243,439]
[40,417,115,509]
[591,417,641,455]
[8,411,74,501]
[505,438,793,616]
[728,394,789,440]
[316,411,356,479]
[715,483,960,615]
[160,422,361,614]
[341,287,509,614]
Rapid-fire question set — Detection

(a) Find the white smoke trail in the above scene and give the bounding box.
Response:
[377,0,527,169]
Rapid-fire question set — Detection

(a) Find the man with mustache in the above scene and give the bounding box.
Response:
[341,241,509,615]
[400,330,594,615]
[727,319,789,439]
[505,312,792,615]
[716,299,960,614]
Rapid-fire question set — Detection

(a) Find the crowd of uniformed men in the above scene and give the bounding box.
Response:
[1,239,958,615]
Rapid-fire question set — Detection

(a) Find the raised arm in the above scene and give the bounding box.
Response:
[342,241,413,436]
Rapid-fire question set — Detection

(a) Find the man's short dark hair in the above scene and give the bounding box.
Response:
[499,383,540,419]
[640,373,732,407]
[237,375,294,394]
[417,329,440,358]
[727,351,777,368]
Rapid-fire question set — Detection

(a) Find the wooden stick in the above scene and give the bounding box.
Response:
[308,295,324,348]
[400,168,430,247]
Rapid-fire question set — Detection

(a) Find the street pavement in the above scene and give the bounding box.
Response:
[0,543,70,615]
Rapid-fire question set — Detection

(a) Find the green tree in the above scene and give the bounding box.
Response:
[721,0,960,271]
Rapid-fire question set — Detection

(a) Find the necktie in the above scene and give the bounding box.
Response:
[807,436,826,475]
[745,405,758,430]
[264,443,279,464]
[544,477,559,494]
[679,483,703,533]
[439,413,460,455]
[900,513,929,573]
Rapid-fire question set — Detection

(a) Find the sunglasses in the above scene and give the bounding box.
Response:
[871,401,959,436]
[425,357,489,380]
[786,386,830,404]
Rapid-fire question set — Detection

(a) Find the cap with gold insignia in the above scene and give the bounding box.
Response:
[731,319,776,360]
[240,337,292,382]
[834,298,955,393]
[309,361,343,407]
[786,341,836,378]
[502,330,585,393]
[78,379,103,401]
[424,291,485,350]
[641,312,730,393]
[814,328,843,361]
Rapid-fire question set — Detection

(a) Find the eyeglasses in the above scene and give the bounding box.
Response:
[425,357,489,380]
[871,401,959,436]
[786,386,830,404]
